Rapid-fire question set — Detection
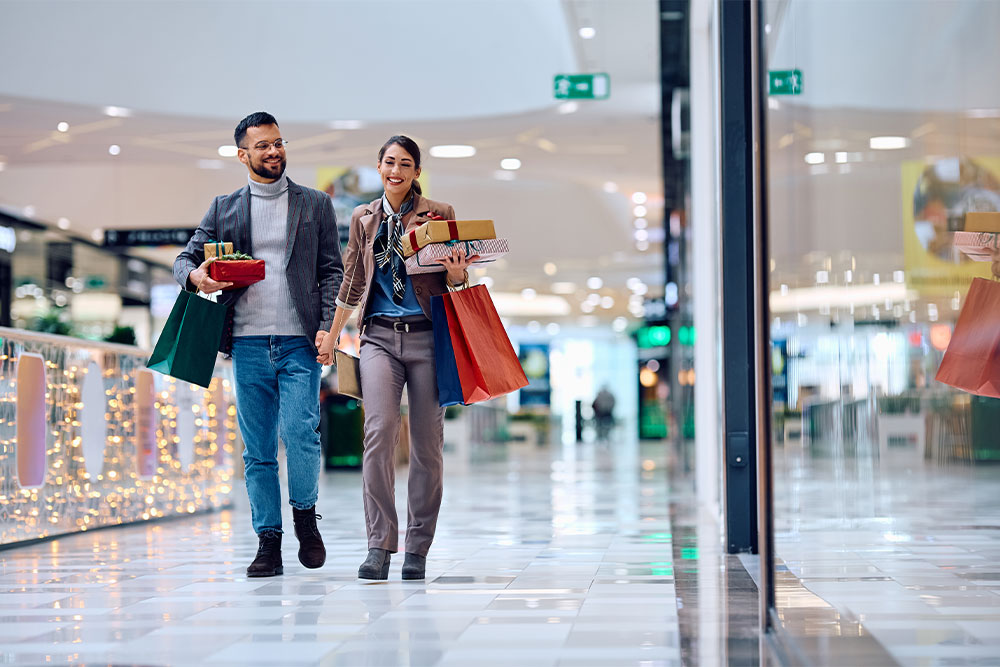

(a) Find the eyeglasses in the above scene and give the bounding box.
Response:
[240,139,288,152]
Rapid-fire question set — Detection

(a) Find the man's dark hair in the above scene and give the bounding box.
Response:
[234,112,278,148]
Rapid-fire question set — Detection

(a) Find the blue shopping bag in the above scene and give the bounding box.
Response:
[431,294,465,407]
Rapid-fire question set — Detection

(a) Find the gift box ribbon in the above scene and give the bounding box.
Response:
[407,220,459,254]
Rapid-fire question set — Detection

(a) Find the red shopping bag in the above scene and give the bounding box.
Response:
[440,285,529,404]
[935,277,1000,398]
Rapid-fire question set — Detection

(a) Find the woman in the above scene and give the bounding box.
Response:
[317,135,477,580]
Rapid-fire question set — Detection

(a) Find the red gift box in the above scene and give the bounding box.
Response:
[209,260,265,290]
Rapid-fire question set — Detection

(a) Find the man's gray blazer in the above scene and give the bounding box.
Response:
[173,177,343,356]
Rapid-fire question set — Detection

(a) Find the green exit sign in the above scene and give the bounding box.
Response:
[769,69,802,95]
[637,325,671,349]
[554,73,610,100]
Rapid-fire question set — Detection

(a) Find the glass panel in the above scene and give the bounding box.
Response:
[765,0,1000,659]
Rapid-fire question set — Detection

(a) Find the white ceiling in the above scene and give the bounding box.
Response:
[0,0,665,325]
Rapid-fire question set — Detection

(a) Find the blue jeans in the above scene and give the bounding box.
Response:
[231,335,321,535]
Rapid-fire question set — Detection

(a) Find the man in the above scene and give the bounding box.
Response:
[174,112,343,577]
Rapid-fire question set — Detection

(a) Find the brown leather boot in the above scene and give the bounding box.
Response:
[247,531,283,577]
[292,506,326,569]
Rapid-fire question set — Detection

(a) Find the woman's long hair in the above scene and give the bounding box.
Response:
[378,135,422,195]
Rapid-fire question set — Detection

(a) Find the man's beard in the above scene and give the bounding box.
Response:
[251,156,286,180]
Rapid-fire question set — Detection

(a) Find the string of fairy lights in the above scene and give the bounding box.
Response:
[0,330,236,546]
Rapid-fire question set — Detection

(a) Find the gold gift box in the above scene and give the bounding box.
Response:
[964,212,1000,233]
[204,241,234,259]
[401,220,495,257]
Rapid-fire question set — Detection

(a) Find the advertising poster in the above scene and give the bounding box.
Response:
[518,343,551,407]
[902,156,1000,296]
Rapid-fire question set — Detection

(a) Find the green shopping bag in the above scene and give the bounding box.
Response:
[146,291,228,388]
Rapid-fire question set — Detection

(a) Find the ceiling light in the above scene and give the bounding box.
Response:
[581,302,595,313]
[634,217,648,229]
[91,228,104,242]
[528,321,541,333]
[56,122,69,133]
[429,145,476,158]
[521,288,537,300]
[22,205,36,217]
[600,296,614,309]
[633,205,647,217]
[500,158,521,170]
[578,26,596,39]
[493,170,516,181]
[612,317,628,333]
[197,159,224,170]
[558,102,579,115]
[103,106,132,118]
[586,293,601,305]
[804,152,824,165]
[835,152,848,163]
[632,283,648,296]
[328,120,364,130]
[551,282,575,294]
[635,229,649,241]
[586,277,603,290]
[603,181,618,193]
[57,217,70,230]
[894,270,905,283]
[218,145,238,157]
[870,136,910,150]
[546,323,560,335]
[632,192,647,204]
[108,145,121,156]
[543,262,557,276]
[636,240,649,251]
[626,277,643,290]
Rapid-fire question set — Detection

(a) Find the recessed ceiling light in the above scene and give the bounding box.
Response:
[56,122,69,133]
[558,101,579,115]
[91,228,104,242]
[328,120,364,130]
[633,205,647,217]
[600,296,615,309]
[581,302,595,313]
[586,277,603,290]
[603,181,618,193]
[635,229,649,241]
[429,145,476,158]
[636,240,649,251]
[103,106,132,118]
[218,145,238,158]
[578,26,596,39]
[527,321,542,333]
[632,192,647,204]
[543,262,557,276]
[870,136,910,150]
[634,217,648,229]
[521,288,537,300]
[835,152,848,163]
[804,152,824,165]
[612,317,629,332]
[500,158,521,170]
[108,144,121,156]
[57,217,71,230]
[551,282,576,294]
[23,205,36,217]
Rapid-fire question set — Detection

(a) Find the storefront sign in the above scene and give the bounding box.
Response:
[104,228,194,247]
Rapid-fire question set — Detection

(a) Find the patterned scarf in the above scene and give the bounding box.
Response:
[373,193,415,304]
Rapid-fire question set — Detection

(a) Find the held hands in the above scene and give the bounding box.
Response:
[434,246,480,285]
[189,257,233,294]
[316,329,339,366]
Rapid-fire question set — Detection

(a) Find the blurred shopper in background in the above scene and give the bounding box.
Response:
[174,112,343,578]
[317,135,476,580]
[592,385,617,441]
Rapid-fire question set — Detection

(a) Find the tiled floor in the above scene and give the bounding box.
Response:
[774,444,1000,667]
[0,437,684,666]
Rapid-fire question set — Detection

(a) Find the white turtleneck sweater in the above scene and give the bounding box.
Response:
[233,173,305,337]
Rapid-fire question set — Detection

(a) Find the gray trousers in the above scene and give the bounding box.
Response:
[359,321,445,557]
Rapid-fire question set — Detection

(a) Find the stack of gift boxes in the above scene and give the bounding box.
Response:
[204,241,265,289]
[402,218,509,274]
[953,212,1000,261]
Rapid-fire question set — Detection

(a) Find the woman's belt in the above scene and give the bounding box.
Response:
[366,316,433,333]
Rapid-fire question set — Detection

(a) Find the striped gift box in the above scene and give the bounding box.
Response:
[404,238,510,275]
[953,231,1000,262]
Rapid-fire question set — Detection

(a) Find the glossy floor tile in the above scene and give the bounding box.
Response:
[0,438,683,666]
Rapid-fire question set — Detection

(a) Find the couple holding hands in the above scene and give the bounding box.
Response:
[174,112,479,580]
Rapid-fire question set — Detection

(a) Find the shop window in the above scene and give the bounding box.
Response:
[135,369,156,479]
[79,361,107,476]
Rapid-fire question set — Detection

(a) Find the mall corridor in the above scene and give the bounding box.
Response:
[1,440,696,666]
